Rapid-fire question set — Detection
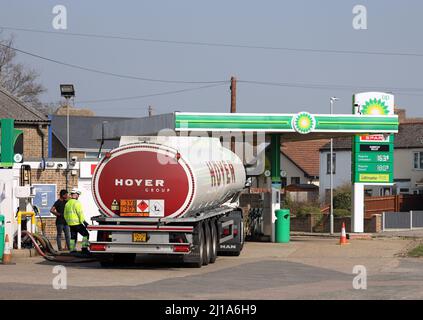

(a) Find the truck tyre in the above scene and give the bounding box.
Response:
[209,220,218,264]
[185,222,204,268]
[203,222,211,266]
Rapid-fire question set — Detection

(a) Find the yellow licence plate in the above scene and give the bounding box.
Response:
[132,232,147,242]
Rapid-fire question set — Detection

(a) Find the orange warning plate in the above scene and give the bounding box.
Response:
[120,199,137,213]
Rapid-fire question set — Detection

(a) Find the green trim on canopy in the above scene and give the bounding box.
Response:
[175,112,398,133]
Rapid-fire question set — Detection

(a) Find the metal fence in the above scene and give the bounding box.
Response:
[382,211,423,231]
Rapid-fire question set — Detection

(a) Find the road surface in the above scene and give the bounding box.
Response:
[1,237,422,299]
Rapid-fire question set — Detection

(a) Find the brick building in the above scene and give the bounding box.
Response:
[0,87,49,159]
[0,88,79,241]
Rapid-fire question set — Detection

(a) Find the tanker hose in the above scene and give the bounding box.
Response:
[20,230,53,261]
[20,230,98,263]
[32,233,57,255]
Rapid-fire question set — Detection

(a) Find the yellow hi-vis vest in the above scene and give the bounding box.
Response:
[64,199,85,226]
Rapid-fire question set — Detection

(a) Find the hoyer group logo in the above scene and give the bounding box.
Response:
[114,178,170,193]
[206,160,236,187]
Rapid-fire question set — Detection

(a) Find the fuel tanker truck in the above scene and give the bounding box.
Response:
[88,136,247,267]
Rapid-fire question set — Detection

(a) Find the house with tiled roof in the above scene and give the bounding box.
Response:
[280,139,330,187]
[319,122,423,203]
[0,86,49,160]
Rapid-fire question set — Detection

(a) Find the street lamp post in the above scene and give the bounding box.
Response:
[60,84,75,191]
[330,97,339,235]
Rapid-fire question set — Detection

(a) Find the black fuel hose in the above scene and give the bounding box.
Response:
[20,230,98,263]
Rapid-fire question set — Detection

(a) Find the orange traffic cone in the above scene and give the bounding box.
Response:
[2,234,12,264]
[339,222,349,245]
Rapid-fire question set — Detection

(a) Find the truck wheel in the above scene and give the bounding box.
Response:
[185,223,204,268]
[209,221,218,264]
[203,222,211,266]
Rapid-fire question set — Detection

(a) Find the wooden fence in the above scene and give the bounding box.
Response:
[364,194,423,217]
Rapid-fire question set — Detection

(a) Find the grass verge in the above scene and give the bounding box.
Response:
[407,244,423,257]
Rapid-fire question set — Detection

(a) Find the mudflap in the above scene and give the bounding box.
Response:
[217,209,244,256]
[183,222,203,267]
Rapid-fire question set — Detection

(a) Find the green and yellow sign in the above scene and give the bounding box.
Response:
[355,153,391,163]
[358,173,392,183]
[352,92,395,184]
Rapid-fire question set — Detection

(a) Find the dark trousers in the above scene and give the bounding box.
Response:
[56,224,71,250]
[69,224,89,240]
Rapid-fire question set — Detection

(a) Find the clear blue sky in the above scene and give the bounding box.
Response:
[0,0,422,117]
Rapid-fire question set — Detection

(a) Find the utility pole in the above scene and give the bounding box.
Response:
[148,105,153,117]
[230,76,237,152]
[230,76,237,113]
[329,97,339,235]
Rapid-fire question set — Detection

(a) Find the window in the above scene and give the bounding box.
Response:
[399,188,410,194]
[85,152,103,159]
[379,187,392,196]
[414,152,423,169]
[326,153,336,174]
[291,177,300,185]
[281,177,287,188]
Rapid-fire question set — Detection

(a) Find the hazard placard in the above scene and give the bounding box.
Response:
[136,200,150,213]
[120,199,136,213]
[118,199,163,217]
[149,200,165,217]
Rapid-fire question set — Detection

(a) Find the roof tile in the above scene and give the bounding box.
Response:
[281,139,330,177]
[0,87,48,122]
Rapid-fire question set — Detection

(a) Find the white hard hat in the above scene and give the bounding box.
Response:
[70,188,81,195]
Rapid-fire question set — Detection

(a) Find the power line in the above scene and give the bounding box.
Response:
[70,79,423,104]
[76,83,226,104]
[238,80,423,93]
[0,42,227,84]
[2,34,423,102]
[2,25,423,58]
[74,80,423,105]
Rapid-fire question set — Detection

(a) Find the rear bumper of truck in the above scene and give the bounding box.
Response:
[89,242,192,254]
[87,224,194,255]
[87,225,193,233]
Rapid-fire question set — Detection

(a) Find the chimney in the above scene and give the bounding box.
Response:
[394,108,406,123]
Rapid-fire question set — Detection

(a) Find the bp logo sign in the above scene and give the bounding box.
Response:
[292,112,316,134]
[353,92,394,116]
[361,98,390,115]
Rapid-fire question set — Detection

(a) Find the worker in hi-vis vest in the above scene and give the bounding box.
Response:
[64,188,89,253]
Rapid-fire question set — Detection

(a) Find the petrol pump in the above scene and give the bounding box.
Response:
[15,165,37,249]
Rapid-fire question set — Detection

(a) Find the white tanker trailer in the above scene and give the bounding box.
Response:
[88,136,247,267]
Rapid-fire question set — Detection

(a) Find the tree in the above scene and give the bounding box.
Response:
[0,34,47,111]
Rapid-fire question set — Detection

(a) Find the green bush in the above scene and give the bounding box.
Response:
[282,195,321,217]
[333,183,352,210]
[298,205,321,216]
[333,208,350,217]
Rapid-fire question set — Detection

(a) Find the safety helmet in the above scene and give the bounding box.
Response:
[70,188,82,195]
